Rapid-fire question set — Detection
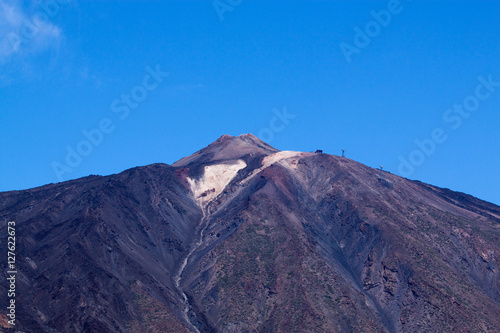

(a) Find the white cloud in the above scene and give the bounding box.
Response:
[0,0,63,62]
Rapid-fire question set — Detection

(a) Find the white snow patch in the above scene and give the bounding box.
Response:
[262,151,310,168]
[240,151,313,186]
[187,160,247,207]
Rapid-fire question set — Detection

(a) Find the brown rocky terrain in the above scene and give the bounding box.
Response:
[1,134,499,332]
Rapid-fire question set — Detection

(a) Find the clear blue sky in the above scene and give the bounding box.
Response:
[1,0,499,205]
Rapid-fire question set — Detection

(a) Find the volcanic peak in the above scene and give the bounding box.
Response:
[172,134,278,167]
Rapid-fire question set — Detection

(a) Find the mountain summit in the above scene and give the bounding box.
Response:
[172,134,278,167]
[1,135,499,332]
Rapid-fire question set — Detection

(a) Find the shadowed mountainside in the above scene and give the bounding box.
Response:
[1,134,499,332]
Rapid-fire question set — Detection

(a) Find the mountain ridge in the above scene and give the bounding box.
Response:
[0,134,499,332]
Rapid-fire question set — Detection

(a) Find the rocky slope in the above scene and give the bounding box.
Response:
[1,134,499,332]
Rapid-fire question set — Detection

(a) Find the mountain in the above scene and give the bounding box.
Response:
[1,134,499,333]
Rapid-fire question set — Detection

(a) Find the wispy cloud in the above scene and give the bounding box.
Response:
[0,0,63,62]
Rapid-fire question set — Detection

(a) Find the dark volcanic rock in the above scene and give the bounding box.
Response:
[1,134,499,332]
